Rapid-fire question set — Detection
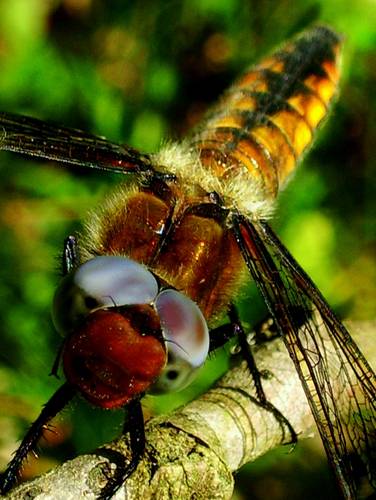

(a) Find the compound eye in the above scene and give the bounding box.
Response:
[52,256,158,335]
[150,289,209,393]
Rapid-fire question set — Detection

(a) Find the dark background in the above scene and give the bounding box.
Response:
[0,1,374,499]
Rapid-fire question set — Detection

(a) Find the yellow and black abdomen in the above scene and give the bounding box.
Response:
[191,26,342,198]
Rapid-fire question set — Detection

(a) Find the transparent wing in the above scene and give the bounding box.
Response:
[0,111,153,174]
[232,214,376,499]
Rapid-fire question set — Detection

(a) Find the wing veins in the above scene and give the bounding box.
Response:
[260,220,376,400]
[0,112,153,175]
[232,213,376,498]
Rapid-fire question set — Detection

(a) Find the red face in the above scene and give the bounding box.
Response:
[62,305,167,409]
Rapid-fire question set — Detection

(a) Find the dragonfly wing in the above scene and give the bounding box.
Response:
[0,111,152,174]
[232,214,376,499]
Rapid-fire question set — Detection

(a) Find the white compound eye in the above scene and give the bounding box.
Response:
[52,256,158,335]
[149,289,209,394]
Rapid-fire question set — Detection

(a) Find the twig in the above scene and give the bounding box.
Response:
[4,320,375,500]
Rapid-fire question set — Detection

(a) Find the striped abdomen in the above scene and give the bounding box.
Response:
[190,26,342,198]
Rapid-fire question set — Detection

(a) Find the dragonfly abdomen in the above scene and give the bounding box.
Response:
[191,26,341,199]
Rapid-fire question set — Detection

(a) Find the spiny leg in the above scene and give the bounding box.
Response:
[98,399,145,500]
[0,382,76,495]
[228,304,297,444]
[62,235,80,275]
[50,236,80,378]
[210,306,297,445]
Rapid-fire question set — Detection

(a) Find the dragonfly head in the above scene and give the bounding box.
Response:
[52,256,209,408]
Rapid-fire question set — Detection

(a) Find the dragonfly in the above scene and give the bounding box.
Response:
[0,25,375,499]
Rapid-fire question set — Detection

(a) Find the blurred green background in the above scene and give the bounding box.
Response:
[0,1,374,499]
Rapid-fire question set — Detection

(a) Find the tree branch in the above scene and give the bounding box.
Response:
[5,321,375,499]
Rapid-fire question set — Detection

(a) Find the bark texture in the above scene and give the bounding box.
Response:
[3,320,375,500]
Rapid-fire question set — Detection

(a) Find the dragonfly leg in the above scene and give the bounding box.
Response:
[63,235,80,274]
[208,306,297,444]
[49,341,64,378]
[209,313,281,353]
[49,236,80,377]
[208,322,239,352]
[228,304,297,445]
[98,399,145,500]
[0,382,76,495]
